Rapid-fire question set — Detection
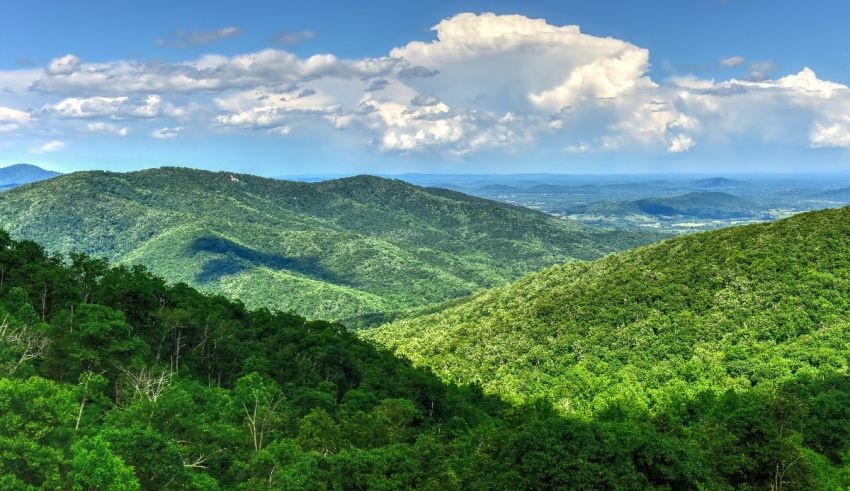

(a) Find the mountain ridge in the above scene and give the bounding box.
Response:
[364,204,850,407]
[0,166,664,322]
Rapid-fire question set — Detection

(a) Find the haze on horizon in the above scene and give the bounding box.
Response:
[2,0,850,176]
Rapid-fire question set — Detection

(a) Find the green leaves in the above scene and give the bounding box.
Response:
[69,435,140,491]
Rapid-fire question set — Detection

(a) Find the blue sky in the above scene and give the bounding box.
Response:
[1,0,849,175]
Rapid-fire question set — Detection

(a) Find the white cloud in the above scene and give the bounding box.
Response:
[85,122,129,136]
[46,54,81,75]
[8,12,850,160]
[32,50,399,95]
[41,94,163,119]
[720,56,745,67]
[668,134,695,153]
[810,122,850,148]
[30,140,65,153]
[152,126,184,139]
[0,106,30,132]
[0,106,30,122]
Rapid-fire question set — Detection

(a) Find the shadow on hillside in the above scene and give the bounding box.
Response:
[189,236,344,284]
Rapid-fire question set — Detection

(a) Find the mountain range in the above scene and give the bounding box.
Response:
[1,165,849,486]
[0,167,663,322]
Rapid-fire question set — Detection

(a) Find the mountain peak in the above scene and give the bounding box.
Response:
[0,163,61,188]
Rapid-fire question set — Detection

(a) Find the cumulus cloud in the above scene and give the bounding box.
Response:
[30,140,65,153]
[810,122,850,148]
[155,27,240,48]
[7,12,850,159]
[152,126,184,139]
[0,106,30,132]
[0,107,30,123]
[46,54,81,75]
[720,56,745,67]
[31,50,400,95]
[40,95,163,119]
[668,134,695,152]
[85,122,129,136]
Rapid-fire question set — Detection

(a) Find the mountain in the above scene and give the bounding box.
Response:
[364,206,850,421]
[7,226,847,488]
[566,191,756,220]
[0,167,663,322]
[0,163,61,189]
[691,176,749,189]
[626,191,754,218]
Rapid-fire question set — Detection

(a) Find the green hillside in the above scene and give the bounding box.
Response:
[4,212,850,487]
[364,206,850,430]
[0,167,661,323]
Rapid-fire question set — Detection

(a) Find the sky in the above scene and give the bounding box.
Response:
[2,0,850,176]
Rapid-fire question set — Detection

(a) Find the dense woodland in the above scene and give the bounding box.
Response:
[365,206,850,488]
[0,168,662,324]
[2,204,850,488]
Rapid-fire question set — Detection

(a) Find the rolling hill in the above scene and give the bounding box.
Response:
[0,167,662,322]
[364,205,850,412]
[569,191,757,219]
[0,163,61,189]
[691,176,749,189]
[7,221,849,488]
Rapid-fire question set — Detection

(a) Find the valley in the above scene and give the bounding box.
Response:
[397,173,850,233]
[5,4,850,488]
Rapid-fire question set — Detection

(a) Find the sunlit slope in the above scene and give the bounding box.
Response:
[364,206,850,410]
[0,167,662,321]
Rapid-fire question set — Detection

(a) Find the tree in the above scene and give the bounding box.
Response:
[297,408,341,455]
[0,376,74,488]
[69,435,141,490]
[233,372,286,452]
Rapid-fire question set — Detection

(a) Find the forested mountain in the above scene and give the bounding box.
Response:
[0,163,61,189]
[364,206,850,487]
[569,191,757,219]
[0,167,661,323]
[7,229,846,489]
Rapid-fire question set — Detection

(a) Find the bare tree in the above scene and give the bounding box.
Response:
[119,366,173,403]
[772,456,801,491]
[183,448,224,469]
[0,316,51,373]
[243,388,284,452]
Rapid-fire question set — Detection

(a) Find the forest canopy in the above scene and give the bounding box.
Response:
[2,205,850,488]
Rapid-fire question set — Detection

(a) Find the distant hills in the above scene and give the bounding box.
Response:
[613,191,754,219]
[564,191,757,220]
[0,167,663,322]
[0,163,61,189]
[691,176,749,189]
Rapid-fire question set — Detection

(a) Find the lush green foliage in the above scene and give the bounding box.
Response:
[0,167,660,323]
[365,206,850,487]
[4,226,850,488]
